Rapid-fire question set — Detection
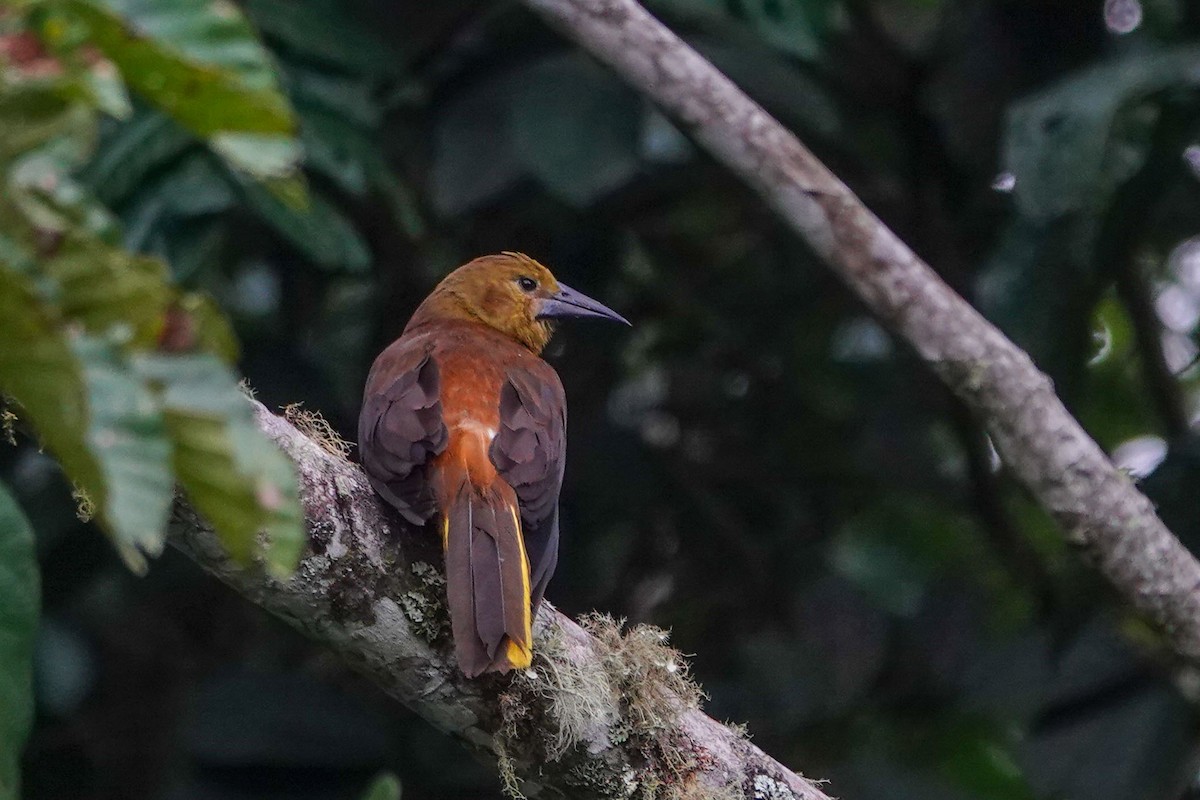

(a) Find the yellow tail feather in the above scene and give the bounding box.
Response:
[509,503,532,649]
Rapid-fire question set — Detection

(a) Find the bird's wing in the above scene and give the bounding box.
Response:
[358,343,448,525]
[490,362,566,611]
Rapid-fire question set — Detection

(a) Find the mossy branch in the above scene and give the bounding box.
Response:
[169,401,832,800]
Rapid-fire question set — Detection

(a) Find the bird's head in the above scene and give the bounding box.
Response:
[411,252,629,353]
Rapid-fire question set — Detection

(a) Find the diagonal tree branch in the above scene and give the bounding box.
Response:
[515,0,1200,663]
[170,402,832,800]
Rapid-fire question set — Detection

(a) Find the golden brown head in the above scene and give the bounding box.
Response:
[407,252,628,353]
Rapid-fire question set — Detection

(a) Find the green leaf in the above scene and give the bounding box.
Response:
[285,63,380,129]
[509,54,642,207]
[0,73,93,163]
[58,0,302,181]
[976,218,1098,401]
[1080,294,1156,448]
[287,65,386,197]
[881,714,1035,800]
[8,136,120,241]
[650,0,830,62]
[157,215,227,284]
[359,772,402,800]
[0,483,39,800]
[40,231,172,345]
[71,335,174,568]
[79,59,133,120]
[430,74,523,216]
[246,0,394,76]
[0,266,174,570]
[118,152,237,251]
[210,132,302,181]
[0,74,114,240]
[931,718,1033,800]
[135,353,303,575]
[692,39,841,137]
[81,109,194,207]
[177,291,240,363]
[723,0,825,61]
[297,106,372,194]
[828,497,998,617]
[238,177,370,272]
[1004,45,1200,221]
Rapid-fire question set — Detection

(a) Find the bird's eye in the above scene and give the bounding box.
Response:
[517,276,538,292]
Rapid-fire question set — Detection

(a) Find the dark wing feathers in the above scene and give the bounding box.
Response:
[359,348,448,525]
[491,364,566,612]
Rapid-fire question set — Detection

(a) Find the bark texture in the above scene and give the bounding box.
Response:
[516,0,1200,661]
[170,402,831,800]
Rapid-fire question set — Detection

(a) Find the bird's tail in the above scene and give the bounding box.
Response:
[441,480,533,677]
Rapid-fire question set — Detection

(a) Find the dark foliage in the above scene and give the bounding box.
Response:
[6,0,1200,798]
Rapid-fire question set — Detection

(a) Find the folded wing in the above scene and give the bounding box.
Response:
[490,363,567,613]
[358,345,448,525]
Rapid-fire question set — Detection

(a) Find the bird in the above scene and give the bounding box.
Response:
[358,252,629,676]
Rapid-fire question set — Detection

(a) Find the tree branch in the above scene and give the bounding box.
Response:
[170,401,831,800]
[515,0,1200,663]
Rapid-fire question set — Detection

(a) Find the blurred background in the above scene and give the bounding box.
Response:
[7,0,1200,798]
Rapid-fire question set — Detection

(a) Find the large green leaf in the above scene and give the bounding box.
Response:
[976,218,1098,401]
[135,353,303,575]
[41,231,172,345]
[691,39,840,138]
[430,73,524,216]
[71,336,174,568]
[0,74,112,241]
[718,0,825,61]
[874,714,1035,800]
[0,73,92,164]
[56,0,301,181]
[0,266,173,570]
[0,483,39,800]
[287,65,383,196]
[119,152,237,252]
[829,496,1000,617]
[237,176,370,272]
[1004,45,1200,221]
[246,0,394,76]
[509,54,642,207]
[81,109,194,207]
[651,0,831,62]
[296,106,372,195]
[8,140,120,242]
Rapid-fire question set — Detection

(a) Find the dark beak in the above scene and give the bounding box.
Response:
[536,282,630,325]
